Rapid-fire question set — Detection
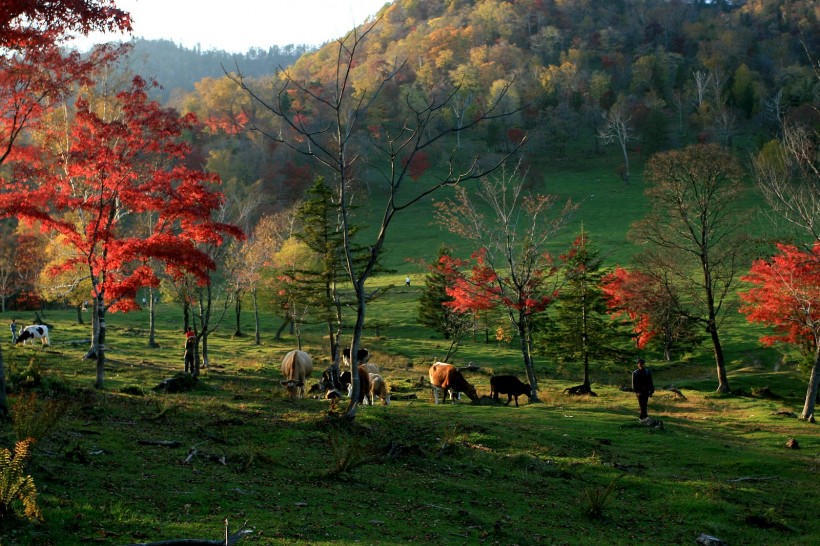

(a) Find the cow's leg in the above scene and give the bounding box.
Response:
[432,387,440,404]
[513,395,519,408]
[506,394,512,406]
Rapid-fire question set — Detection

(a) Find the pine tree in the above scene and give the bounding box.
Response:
[418,245,457,339]
[534,230,631,394]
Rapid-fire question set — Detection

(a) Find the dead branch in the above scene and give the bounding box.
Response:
[121,520,252,545]
[137,440,181,448]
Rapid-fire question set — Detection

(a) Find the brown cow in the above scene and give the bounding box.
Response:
[428,362,478,404]
[280,350,313,399]
[367,373,390,406]
[339,365,372,404]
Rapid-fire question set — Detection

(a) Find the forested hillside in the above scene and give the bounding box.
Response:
[174,0,819,217]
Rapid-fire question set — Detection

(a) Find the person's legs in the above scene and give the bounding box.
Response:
[637,393,648,419]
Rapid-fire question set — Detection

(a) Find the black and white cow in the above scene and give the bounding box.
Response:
[16,325,50,346]
[341,347,370,368]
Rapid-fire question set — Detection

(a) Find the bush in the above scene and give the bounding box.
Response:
[9,392,64,444]
[0,439,42,522]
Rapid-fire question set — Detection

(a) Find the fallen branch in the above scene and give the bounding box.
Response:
[726,476,778,483]
[122,520,251,546]
[183,442,226,466]
[138,440,181,448]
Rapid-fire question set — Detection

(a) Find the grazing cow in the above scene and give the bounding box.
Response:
[490,375,532,407]
[428,362,478,404]
[360,362,379,375]
[15,325,50,346]
[367,373,390,406]
[280,350,313,399]
[342,347,370,368]
[339,365,372,404]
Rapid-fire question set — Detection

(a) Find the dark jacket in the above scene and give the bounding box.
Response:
[632,367,654,395]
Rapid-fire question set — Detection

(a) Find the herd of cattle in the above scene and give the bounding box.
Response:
[13,327,530,406]
[279,347,533,407]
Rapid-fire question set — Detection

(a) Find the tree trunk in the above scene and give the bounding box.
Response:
[708,319,730,393]
[620,140,630,184]
[183,302,191,332]
[94,292,107,389]
[343,285,367,419]
[252,289,260,346]
[0,344,8,417]
[274,317,290,340]
[76,304,84,325]
[234,294,242,336]
[517,312,540,402]
[148,286,158,348]
[801,348,820,421]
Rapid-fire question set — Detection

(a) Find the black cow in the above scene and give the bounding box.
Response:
[490,375,532,407]
[342,347,370,367]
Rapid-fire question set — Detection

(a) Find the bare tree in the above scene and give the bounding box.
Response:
[435,161,576,401]
[599,100,635,184]
[631,143,750,393]
[754,123,820,243]
[230,20,528,418]
[692,70,711,111]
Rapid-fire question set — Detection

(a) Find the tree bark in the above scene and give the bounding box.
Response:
[0,344,7,417]
[801,348,820,421]
[252,289,260,346]
[516,311,540,402]
[148,286,158,348]
[94,292,106,389]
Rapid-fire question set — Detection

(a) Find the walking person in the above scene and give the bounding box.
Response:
[632,358,654,420]
[10,318,18,344]
[405,275,411,287]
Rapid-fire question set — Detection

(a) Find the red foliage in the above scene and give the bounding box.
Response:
[0,44,125,169]
[601,267,655,348]
[740,243,820,348]
[403,151,431,181]
[442,249,557,315]
[0,0,131,50]
[0,76,244,310]
[506,127,526,146]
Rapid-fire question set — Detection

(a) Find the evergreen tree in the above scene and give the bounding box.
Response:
[294,178,348,363]
[418,245,472,341]
[534,230,631,394]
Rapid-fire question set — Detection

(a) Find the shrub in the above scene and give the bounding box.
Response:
[0,439,42,522]
[9,392,64,443]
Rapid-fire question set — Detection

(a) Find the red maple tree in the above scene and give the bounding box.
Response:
[0,76,243,388]
[0,0,130,50]
[602,267,656,349]
[0,0,131,414]
[739,243,820,421]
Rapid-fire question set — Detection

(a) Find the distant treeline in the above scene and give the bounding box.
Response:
[114,38,312,103]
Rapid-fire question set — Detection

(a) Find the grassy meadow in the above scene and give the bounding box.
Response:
[1,150,819,546]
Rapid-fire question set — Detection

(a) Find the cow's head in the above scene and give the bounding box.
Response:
[280,379,304,398]
[465,384,479,403]
[15,331,31,344]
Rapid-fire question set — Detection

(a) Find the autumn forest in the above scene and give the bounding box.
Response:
[0,1,819,544]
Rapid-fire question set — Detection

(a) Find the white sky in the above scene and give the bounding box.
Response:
[71,0,391,53]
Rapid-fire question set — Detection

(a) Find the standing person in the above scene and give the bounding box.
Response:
[10,318,18,343]
[405,275,411,287]
[185,326,195,339]
[632,358,654,419]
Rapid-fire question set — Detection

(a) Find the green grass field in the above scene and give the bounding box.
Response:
[1,149,818,545]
